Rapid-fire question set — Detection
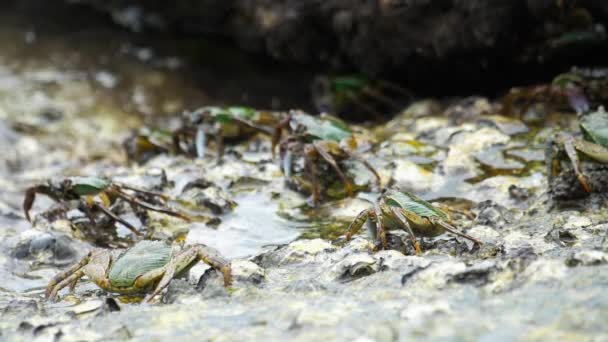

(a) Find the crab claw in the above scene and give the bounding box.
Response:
[23,187,38,222]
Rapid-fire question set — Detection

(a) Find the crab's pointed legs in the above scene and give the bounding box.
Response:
[433,203,475,220]
[172,127,193,155]
[432,218,483,245]
[374,203,388,250]
[47,270,85,301]
[389,206,422,255]
[23,185,56,222]
[345,208,373,241]
[271,114,292,159]
[116,184,169,201]
[91,202,142,236]
[560,133,592,192]
[45,251,92,300]
[313,141,354,197]
[143,245,232,303]
[113,189,191,222]
[344,150,382,190]
[23,188,38,222]
[304,145,320,205]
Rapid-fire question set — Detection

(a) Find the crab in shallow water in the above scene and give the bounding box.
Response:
[346,190,482,253]
[45,240,232,302]
[272,110,381,204]
[547,106,608,194]
[172,106,278,162]
[23,176,189,236]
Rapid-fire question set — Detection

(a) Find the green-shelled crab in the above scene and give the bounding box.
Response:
[172,106,277,162]
[123,127,172,164]
[45,240,232,302]
[312,75,411,120]
[272,110,381,204]
[547,106,608,194]
[346,190,482,253]
[24,177,189,236]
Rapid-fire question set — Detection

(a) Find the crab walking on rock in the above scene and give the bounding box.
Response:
[45,241,232,303]
[272,110,381,205]
[546,106,608,193]
[346,190,482,253]
[23,176,190,235]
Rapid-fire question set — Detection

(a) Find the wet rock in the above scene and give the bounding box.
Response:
[12,231,77,264]
[521,259,567,284]
[444,127,510,179]
[258,239,337,267]
[466,225,502,245]
[566,250,608,267]
[448,260,497,286]
[178,180,235,215]
[474,145,525,171]
[400,301,451,323]
[390,159,437,193]
[550,161,608,200]
[477,115,529,136]
[332,253,377,281]
[231,260,266,285]
[374,250,407,271]
[343,237,374,254]
[508,184,532,201]
[473,201,513,229]
[444,97,493,123]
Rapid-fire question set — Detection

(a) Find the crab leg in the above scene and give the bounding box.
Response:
[23,185,58,222]
[91,203,142,236]
[271,113,292,158]
[143,245,232,302]
[116,184,169,201]
[345,208,373,240]
[344,149,382,189]
[45,251,92,299]
[172,127,194,155]
[304,145,321,205]
[560,133,592,192]
[47,270,85,301]
[233,117,274,136]
[113,189,191,221]
[389,206,422,255]
[431,218,483,245]
[313,141,354,197]
[374,203,388,249]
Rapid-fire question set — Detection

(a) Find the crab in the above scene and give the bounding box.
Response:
[312,74,412,120]
[24,177,189,236]
[45,240,232,302]
[546,106,608,194]
[345,190,482,253]
[502,66,608,118]
[123,127,172,164]
[172,106,278,162]
[272,110,381,204]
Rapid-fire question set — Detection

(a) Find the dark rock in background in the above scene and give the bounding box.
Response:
[59,0,608,95]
